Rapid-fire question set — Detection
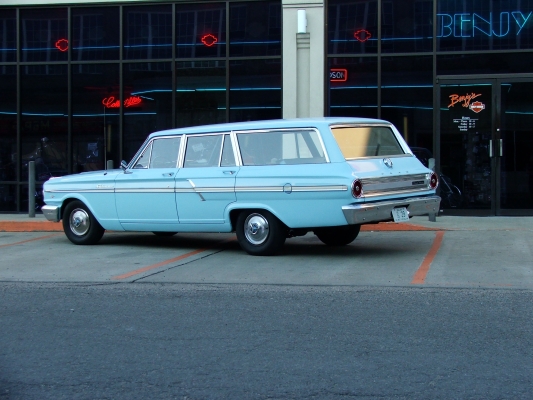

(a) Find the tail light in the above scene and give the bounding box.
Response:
[351,179,363,198]
[429,172,438,189]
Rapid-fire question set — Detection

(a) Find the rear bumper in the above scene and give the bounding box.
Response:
[342,195,441,225]
[42,205,60,222]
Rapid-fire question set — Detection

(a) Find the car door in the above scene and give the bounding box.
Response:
[115,136,181,230]
[175,133,237,224]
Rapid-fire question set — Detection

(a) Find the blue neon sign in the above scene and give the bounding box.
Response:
[438,11,533,38]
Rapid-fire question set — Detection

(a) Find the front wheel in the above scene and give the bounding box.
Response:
[236,210,286,256]
[314,225,361,246]
[62,200,105,245]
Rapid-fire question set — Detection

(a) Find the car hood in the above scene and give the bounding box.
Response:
[43,169,123,190]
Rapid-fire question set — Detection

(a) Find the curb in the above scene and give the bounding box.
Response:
[0,220,441,233]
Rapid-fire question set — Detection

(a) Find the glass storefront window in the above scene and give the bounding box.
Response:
[230,1,281,57]
[21,64,68,182]
[124,5,172,60]
[381,56,433,151]
[0,9,16,62]
[72,7,119,61]
[176,61,226,128]
[72,64,119,173]
[21,8,68,62]
[381,0,433,53]
[328,0,378,55]
[328,57,378,119]
[437,0,533,51]
[123,62,172,163]
[437,52,533,75]
[0,66,16,182]
[229,59,281,122]
[176,3,227,59]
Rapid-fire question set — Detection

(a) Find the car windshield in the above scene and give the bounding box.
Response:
[331,125,404,159]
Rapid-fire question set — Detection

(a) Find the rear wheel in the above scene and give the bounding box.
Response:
[62,200,104,245]
[314,225,360,246]
[236,210,286,256]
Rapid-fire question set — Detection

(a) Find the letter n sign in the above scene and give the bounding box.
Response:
[330,68,348,82]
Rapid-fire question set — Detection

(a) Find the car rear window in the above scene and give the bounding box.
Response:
[331,126,404,159]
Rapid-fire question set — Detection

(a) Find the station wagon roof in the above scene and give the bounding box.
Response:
[148,117,392,138]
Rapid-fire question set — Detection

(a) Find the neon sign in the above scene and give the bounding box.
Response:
[102,96,142,109]
[438,11,532,38]
[55,39,68,52]
[201,34,218,47]
[354,29,372,42]
[448,93,482,109]
[330,69,348,82]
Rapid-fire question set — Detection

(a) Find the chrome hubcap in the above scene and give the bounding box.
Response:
[69,208,90,236]
[244,213,269,245]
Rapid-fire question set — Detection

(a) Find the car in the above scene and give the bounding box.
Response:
[42,117,441,256]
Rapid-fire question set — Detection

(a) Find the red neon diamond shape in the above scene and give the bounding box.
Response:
[354,29,372,43]
[55,39,69,52]
[201,34,218,47]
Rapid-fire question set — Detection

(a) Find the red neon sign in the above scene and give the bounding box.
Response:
[102,96,142,109]
[55,38,68,52]
[330,68,348,82]
[354,29,372,42]
[201,34,218,47]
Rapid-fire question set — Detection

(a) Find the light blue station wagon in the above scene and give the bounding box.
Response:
[42,117,441,255]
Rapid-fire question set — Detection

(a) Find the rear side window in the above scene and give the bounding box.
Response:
[237,129,326,166]
[331,126,404,159]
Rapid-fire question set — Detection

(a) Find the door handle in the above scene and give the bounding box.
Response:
[162,172,174,177]
[489,140,503,158]
[223,170,236,175]
[489,140,493,157]
[498,139,503,157]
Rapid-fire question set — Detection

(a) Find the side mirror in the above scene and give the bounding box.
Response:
[120,160,129,170]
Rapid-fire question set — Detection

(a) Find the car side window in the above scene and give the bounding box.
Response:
[236,129,325,166]
[133,142,152,169]
[149,137,181,168]
[184,134,223,168]
[221,134,236,167]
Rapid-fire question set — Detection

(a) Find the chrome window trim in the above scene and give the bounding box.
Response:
[233,127,330,165]
[130,135,183,170]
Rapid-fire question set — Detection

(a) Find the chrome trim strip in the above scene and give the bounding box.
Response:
[364,187,432,198]
[45,189,115,193]
[361,173,428,185]
[115,188,175,193]
[187,179,206,201]
[235,185,347,193]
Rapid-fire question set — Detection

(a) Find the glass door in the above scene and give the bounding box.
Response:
[439,83,494,212]
[499,81,533,213]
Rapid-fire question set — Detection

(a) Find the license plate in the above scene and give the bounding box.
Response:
[392,207,409,223]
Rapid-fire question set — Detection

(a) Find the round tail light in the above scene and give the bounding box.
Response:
[429,172,438,189]
[352,179,363,198]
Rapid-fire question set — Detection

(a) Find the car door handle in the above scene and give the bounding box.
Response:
[223,170,236,175]
[162,172,174,177]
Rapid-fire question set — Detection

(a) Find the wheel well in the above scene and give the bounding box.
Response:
[229,208,288,233]
[59,198,80,220]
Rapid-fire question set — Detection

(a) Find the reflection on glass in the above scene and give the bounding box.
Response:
[20,8,68,62]
[176,61,226,128]
[124,5,172,60]
[229,59,281,122]
[328,57,378,119]
[380,56,433,150]
[0,67,16,182]
[21,64,68,181]
[123,62,172,163]
[230,1,281,57]
[328,0,378,55]
[176,3,226,58]
[0,9,16,62]
[72,64,119,172]
[72,7,120,61]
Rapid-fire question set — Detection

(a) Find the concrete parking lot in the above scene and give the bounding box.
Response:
[1,215,532,289]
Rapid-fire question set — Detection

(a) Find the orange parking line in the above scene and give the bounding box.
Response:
[411,231,445,285]
[111,248,209,280]
[0,233,60,248]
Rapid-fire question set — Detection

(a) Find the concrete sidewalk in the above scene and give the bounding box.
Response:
[0,213,531,232]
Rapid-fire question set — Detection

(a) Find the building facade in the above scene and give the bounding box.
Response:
[1,0,533,215]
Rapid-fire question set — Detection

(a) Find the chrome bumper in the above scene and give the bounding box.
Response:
[342,195,441,225]
[42,205,60,222]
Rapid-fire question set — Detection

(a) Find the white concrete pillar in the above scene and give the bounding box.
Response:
[282,0,325,118]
